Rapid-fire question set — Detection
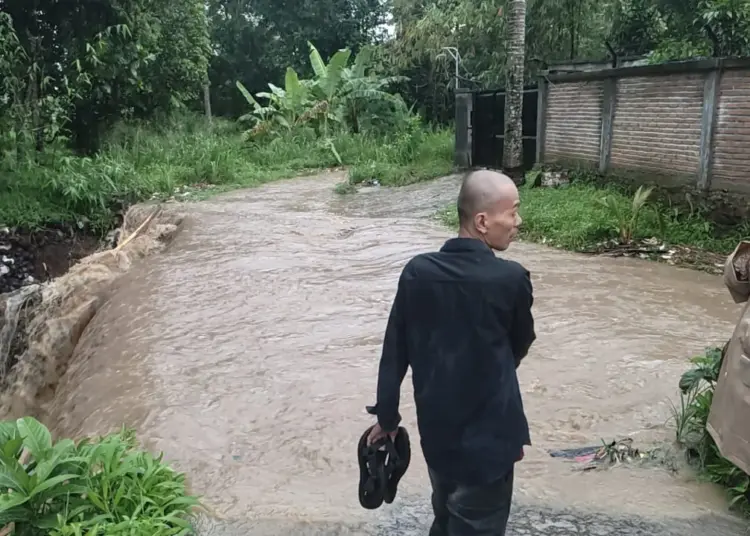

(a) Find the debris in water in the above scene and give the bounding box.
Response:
[548,438,646,472]
[548,446,600,459]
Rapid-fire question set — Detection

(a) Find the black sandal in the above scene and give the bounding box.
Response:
[358,425,388,509]
[357,425,412,509]
[384,426,411,504]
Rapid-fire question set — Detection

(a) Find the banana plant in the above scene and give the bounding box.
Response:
[235,80,277,138]
[307,41,351,135]
[339,46,409,133]
[255,67,314,128]
[237,67,316,138]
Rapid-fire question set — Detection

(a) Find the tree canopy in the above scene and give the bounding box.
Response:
[1,0,748,146]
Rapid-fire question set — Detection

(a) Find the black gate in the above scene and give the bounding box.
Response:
[471,86,538,170]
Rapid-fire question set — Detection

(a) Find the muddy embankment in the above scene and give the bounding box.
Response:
[0,226,102,295]
[0,204,185,423]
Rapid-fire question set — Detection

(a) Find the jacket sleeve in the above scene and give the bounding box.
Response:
[511,268,536,367]
[370,273,410,433]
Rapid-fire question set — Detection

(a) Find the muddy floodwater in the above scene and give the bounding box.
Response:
[45,173,747,535]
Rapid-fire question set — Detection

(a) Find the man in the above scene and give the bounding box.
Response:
[367,169,536,535]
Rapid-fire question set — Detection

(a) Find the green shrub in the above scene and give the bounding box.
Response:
[0,417,197,534]
[673,347,750,515]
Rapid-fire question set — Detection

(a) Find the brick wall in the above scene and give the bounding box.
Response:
[712,70,750,194]
[544,81,603,167]
[609,74,704,185]
[538,60,750,199]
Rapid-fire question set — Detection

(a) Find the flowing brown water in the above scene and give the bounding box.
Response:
[45,173,747,534]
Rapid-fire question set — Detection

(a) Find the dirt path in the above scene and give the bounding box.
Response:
[44,173,746,534]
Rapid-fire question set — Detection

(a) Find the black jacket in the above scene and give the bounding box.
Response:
[371,237,535,485]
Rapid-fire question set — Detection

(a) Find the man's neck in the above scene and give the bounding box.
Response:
[458,227,480,240]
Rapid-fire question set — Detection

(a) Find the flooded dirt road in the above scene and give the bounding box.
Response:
[46,173,747,534]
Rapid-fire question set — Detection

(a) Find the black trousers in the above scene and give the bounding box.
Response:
[427,467,514,536]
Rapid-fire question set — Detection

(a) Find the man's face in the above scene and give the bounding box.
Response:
[474,186,521,251]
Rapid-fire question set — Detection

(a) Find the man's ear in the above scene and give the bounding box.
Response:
[474,212,488,234]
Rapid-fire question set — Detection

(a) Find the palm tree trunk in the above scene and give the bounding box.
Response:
[502,0,527,178]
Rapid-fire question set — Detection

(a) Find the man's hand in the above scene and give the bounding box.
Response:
[367,423,397,446]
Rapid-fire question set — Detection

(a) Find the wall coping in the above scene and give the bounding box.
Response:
[543,57,750,83]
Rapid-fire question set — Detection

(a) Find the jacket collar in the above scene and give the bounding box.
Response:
[440,237,495,256]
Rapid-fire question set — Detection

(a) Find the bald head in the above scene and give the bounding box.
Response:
[456,170,518,227]
[455,170,521,251]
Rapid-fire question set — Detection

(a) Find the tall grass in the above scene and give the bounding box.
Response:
[0,114,455,233]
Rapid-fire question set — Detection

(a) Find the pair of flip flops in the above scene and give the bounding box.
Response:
[357,424,411,509]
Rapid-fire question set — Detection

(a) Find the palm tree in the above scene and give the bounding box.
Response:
[502,0,527,179]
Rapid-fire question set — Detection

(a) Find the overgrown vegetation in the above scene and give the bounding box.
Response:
[2,113,452,232]
[0,417,197,534]
[4,0,749,230]
[440,172,748,256]
[0,11,453,233]
[232,40,454,193]
[673,346,750,516]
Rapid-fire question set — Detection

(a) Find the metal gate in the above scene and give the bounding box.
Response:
[471,86,539,170]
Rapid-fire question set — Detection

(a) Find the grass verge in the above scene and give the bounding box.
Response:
[439,173,749,263]
[0,114,454,234]
[673,346,750,516]
[0,416,198,534]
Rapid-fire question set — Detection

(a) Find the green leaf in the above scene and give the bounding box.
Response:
[0,463,30,493]
[163,495,199,508]
[17,417,52,457]
[30,473,80,497]
[0,422,19,446]
[284,67,307,111]
[352,47,373,79]
[235,81,261,111]
[32,511,68,529]
[34,450,67,482]
[0,505,30,524]
[86,491,109,512]
[3,437,23,459]
[54,438,76,454]
[308,41,327,80]
[0,490,30,512]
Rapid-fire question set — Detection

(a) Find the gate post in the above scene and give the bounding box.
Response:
[535,77,548,164]
[455,90,473,168]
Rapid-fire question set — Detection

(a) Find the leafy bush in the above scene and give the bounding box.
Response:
[0,417,197,535]
[673,346,750,515]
